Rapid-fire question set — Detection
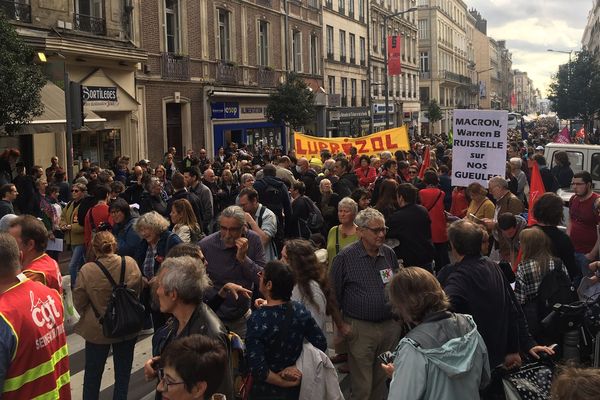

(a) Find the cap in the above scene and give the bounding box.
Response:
[139,159,150,165]
[309,157,323,168]
[535,145,544,151]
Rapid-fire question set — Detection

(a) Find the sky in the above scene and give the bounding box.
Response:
[467,0,592,97]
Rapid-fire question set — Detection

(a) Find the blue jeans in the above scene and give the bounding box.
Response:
[83,337,137,400]
[69,245,86,287]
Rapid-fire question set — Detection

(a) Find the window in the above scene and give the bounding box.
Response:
[420,51,429,72]
[339,0,345,14]
[258,21,269,66]
[349,33,356,63]
[380,25,386,54]
[361,80,367,106]
[339,30,346,62]
[358,0,364,20]
[341,77,348,106]
[326,25,334,59]
[419,19,429,39]
[351,79,357,106]
[217,9,231,60]
[359,36,366,65]
[310,34,319,74]
[292,30,302,72]
[348,0,354,17]
[372,23,377,51]
[328,76,336,94]
[165,0,180,53]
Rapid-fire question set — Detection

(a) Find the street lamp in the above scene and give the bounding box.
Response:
[476,67,494,109]
[383,7,417,129]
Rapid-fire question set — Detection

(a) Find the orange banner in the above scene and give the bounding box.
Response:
[294,126,410,159]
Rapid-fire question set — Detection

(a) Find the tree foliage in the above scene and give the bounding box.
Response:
[548,50,600,129]
[425,99,442,135]
[266,72,315,130]
[0,13,46,133]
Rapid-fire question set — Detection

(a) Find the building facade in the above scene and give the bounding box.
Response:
[137,0,323,162]
[322,0,369,137]
[3,0,146,169]
[417,0,475,136]
[582,0,600,60]
[513,70,535,114]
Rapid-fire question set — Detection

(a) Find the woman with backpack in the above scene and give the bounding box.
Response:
[170,198,203,244]
[515,227,570,342]
[73,231,142,400]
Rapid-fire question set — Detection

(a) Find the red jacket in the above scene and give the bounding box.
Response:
[419,187,448,243]
[84,203,112,247]
[23,253,62,294]
[354,166,377,188]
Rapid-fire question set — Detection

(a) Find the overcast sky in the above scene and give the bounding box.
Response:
[467,0,592,97]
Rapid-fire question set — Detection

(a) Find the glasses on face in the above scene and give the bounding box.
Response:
[409,171,417,175]
[157,368,185,393]
[71,189,80,193]
[364,226,389,235]
[220,225,243,233]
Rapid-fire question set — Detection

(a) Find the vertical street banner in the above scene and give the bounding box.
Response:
[387,36,401,76]
[451,109,508,187]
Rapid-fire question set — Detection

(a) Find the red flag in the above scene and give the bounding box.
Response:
[528,162,545,226]
[387,36,402,76]
[554,127,571,144]
[418,146,430,179]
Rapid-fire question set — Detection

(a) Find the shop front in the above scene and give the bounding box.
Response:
[326,107,370,138]
[372,103,396,132]
[399,101,421,139]
[208,97,286,155]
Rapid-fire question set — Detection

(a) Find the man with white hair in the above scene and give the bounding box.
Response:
[330,207,401,400]
[509,157,528,203]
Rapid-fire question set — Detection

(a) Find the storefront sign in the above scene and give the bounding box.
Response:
[452,109,508,187]
[294,126,410,158]
[82,86,118,104]
[240,105,266,120]
[329,108,370,121]
[373,103,395,114]
[211,102,240,119]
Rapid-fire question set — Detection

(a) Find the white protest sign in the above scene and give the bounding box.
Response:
[451,109,508,187]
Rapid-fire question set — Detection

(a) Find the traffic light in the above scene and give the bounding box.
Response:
[69,81,84,130]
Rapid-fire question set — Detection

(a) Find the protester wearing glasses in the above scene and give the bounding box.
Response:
[330,207,401,400]
[199,205,266,339]
[60,182,87,286]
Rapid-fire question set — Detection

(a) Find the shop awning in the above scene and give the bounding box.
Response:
[15,81,106,134]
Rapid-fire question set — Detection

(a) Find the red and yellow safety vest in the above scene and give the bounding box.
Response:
[23,253,63,294]
[0,279,71,399]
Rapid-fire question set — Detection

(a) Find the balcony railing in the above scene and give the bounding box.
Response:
[341,96,347,107]
[350,57,356,64]
[216,61,240,84]
[327,52,334,60]
[340,55,346,63]
[73,13,106,35]
[420,71,431,79]
[361,97,366,106]
[440,70,472,85]
[256,0,272,6]
[160,52,190,81]
[395,90,400,97]
[258,67,276,87]
[351,97,357,107]
[0,0,31,22]
[360,59,365,66]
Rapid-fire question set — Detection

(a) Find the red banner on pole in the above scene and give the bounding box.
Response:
[387,36,402,76]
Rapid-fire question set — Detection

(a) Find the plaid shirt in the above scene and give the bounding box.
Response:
[514,258,568,304]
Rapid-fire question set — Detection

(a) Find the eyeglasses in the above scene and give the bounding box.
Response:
[363,226,389,235]
[220,225,243,233]
[71,189,80,193]
[157,368,185,392]
[409,171,417,175]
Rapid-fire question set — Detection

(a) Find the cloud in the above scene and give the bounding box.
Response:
[468,0,590,95]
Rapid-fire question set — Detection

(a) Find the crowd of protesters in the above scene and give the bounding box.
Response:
[0,128,600,400]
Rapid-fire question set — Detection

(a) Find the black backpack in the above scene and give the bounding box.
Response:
[260,183,285,246]
[90,257,146,338]
[537,260,577,320]
[299,196,324,233]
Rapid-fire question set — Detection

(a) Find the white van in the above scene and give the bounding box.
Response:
[544,143,600,205]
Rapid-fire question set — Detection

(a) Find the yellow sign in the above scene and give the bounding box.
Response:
[294,126,410,158]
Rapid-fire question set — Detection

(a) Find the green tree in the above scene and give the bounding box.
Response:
[266,72,315,131]
[425,99,442,136]
[0,13,46,133]
[548,50,600,131]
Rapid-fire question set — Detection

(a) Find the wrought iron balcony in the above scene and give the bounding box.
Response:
[0,0,31,23]
[160,52,190,81]
[258,67,276,87]
[439,70,472,85]
[73,13,106,35]
[216,61,240,84]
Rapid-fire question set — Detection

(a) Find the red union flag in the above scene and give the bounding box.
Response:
[387,36,402,76]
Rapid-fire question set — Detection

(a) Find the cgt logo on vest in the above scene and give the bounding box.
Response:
[30,291,61,330]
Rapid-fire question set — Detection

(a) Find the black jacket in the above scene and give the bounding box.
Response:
[333,172,358,198]
[299,169,319,202]
[387,204,434,267]
[167,189,203,225]
[551,165,574,189]
[139,191,168,217]
[253,176,292,223]
[442,255,520,367]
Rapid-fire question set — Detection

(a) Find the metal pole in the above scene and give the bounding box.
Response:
[367,2,373,134]
[284,0,289,72]
[64,69,74,183]
[384,16,390,129]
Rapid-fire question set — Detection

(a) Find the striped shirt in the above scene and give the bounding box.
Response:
[330,240,399,322]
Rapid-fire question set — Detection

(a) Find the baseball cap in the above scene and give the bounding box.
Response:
[535,145,544,151]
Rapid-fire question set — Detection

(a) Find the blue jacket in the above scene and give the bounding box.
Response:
[112,217,143,258]
[134,230,182,276]
[388,312,490,400]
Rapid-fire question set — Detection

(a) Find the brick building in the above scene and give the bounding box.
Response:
[137,0,323,162]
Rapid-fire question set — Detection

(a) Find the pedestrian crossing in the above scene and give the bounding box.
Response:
[66,323,351,400]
